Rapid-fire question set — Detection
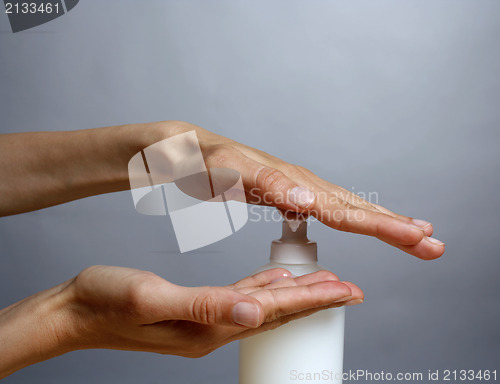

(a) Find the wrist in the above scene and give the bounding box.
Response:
[0,279,79,379]
[52,121,181,199]
[90,120,188,187]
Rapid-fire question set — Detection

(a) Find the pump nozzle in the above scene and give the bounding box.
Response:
[286,217,302,232]
[279,210,309,233]
[270,212,317,264]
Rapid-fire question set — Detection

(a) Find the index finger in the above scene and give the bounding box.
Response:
[250,281,354,324]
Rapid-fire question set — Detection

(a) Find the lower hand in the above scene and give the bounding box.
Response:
[68,266,362,357]
[0,265,362,378]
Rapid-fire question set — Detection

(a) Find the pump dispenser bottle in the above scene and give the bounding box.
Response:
[239,216,345,384]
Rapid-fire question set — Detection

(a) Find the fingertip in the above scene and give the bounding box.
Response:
[426,236,445,246]
[412,218,431,228]
[412,219,434,236]
[339,281,364,301]
[345,299,364,306]
[424,224,434,237]
[313,280,353,299]
[391,235,445,260]
[420,237,446,260]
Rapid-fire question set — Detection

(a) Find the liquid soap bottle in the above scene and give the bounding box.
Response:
[239,216,345,384]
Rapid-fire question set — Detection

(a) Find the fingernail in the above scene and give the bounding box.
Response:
[426,236,445,246]
[289,186,316,208]
[412,219,432,228]
[232,302,260,328]
[408,224,426,234]
[345,299,364,306]
[334,295,353,303]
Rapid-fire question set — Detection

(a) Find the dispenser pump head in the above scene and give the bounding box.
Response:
[270,214,318,264]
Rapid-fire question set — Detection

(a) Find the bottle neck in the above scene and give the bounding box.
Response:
[269,221,318,264]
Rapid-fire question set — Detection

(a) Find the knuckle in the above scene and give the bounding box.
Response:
[264,289,283,322]
[73,265,106,298]
[76,265,102,282]
[191,288,225,325]
[255,167,286,193]
[276,162,296,176]
[159,120,189,135]
[124,273,160,314]
[203,143,239,169]
[281,163,308,177]
[295,165,311,174]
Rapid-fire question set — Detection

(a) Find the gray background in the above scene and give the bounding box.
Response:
[1,0,499,383]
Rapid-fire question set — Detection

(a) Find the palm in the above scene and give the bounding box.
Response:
[68,265,362,357]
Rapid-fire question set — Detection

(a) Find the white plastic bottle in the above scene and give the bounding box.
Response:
[239,217,345,384]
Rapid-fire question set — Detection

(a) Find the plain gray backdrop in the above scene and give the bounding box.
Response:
[1,1,499,383]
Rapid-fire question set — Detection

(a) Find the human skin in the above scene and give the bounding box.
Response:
[0,120,444,258]
[0,120,443,378]
[0,266,363,379]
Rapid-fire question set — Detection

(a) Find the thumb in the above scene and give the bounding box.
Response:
[250,164,317,212]
[209,146,316,212]
[168,285,263,328]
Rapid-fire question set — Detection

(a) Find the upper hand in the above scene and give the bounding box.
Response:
[164,121,445,260]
